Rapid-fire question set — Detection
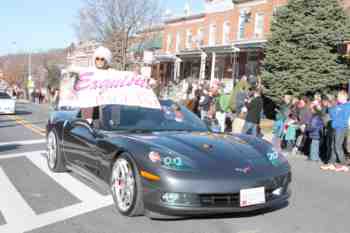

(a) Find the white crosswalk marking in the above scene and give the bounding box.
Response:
[0,151,114,233]
[28,155,106,203]
[0,150,44,160]
[0,167,36,231]
[0,139,46,147]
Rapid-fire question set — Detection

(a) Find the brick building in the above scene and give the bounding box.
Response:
[157,0,288,86]
[156,0,350,87]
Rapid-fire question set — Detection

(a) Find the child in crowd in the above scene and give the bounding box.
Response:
[283,113,298,152]
[306,106,324,162]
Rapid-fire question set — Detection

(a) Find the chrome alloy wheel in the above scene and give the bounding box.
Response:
[111,158,135,212]
[47,131,57,169]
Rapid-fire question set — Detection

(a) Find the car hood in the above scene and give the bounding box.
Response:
[123,131,283,176]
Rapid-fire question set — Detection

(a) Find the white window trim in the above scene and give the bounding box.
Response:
[197,27,204,47]
[166,34,172,52]
[209,24,217,46]
[254,12,264,38]
[237,10,247,40]
[222,21,231,45]
[175,32,181,52]
[186,29,192,49]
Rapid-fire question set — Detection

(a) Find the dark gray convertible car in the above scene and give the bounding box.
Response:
[46,100,291,219]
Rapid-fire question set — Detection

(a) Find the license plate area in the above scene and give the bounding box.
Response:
[240,187,266,207]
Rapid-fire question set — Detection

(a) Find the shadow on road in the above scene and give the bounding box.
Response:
[0,119,16,123]
[15,110,32,115]
[0,124,21,128]
[151,201,289,222]
[0,144,21,153]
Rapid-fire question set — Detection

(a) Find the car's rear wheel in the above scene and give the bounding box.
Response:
[110,153,144,216]
[47,129,67,172]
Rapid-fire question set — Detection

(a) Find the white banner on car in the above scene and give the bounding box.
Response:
[58,69,161,109]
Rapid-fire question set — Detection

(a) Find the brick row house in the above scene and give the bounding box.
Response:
[155,0,288,87]
[68,0,350,87]
[148,0,350,88]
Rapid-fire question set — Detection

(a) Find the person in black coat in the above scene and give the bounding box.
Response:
[241,88,263,137]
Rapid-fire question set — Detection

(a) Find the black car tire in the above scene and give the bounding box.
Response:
[110,153,144,217]
[47,129,67,172]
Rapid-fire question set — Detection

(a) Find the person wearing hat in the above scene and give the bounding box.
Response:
[81,46,113,124]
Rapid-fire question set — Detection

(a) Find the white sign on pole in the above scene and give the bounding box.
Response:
[141,66,152,78]
[143,51,154,64]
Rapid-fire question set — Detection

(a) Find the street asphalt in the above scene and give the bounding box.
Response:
[0,101,348,233]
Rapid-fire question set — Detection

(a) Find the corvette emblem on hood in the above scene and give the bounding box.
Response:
[235,166,252,174]
[202,143,213,150]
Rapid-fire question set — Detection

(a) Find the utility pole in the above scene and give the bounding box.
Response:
[28,52,32,81]
[27,51,34,100]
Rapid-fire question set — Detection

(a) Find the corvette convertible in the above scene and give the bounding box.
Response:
[46,100,291,219]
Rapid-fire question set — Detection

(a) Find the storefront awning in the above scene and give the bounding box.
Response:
[200,45,239,53]
[128,35,163,53]
[177,49,202,58]
[234,39,267,50]
[154,54,177,62]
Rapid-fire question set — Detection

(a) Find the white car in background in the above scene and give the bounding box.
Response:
[0,92,16,114]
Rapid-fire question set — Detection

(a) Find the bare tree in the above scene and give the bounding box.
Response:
[1,55,27,87]
[0,49,67,90]
[76,0,162,70]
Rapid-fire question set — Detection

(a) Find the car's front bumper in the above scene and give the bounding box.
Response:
[142,172,291,217]
[144,191,290,217]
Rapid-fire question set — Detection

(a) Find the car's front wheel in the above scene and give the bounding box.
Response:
[110,153,144,217]
[47,129,67,172]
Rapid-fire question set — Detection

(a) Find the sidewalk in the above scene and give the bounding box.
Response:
[16,99,30,104]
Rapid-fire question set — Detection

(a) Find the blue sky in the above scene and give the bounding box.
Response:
[0,0,203,55]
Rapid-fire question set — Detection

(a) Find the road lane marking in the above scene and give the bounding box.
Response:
[0,139,46,147]
[0,150,45,160]
[28,155,107,203]
[0,195,113,233]
[7,115,46,137]
[0,152,114,233]
[0,167,36,226]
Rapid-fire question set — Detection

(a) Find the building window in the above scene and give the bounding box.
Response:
[166,33,173,52]
[223,21,231,45]
[176,32,181,52]
[254,13,264,38]
[209,24,217,46]
[197,27,204,47]
[186,29,192,49]
[237,9,251,40]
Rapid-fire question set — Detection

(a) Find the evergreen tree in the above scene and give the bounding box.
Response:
[261,0,350,103]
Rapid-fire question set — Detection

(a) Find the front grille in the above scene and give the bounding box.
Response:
[199,189,275,207]
[200,193,240,207]
[199,173,291,208]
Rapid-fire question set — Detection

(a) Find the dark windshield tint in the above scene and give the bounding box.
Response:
[100,100,208,132]
[0,92,11,99]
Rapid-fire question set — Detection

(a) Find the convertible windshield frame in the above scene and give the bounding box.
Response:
[98,100,208,133]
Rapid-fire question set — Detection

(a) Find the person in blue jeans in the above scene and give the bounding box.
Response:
[305,106,324,162]
[326,91,350,172]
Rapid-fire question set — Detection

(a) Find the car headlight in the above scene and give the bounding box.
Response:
[266,149,288,166]
[148,149,195,171]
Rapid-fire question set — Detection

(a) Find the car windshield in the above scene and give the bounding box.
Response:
[0,92,11,99]
[99,100,208,132]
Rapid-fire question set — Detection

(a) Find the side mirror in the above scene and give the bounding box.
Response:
[203,117,221,133]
